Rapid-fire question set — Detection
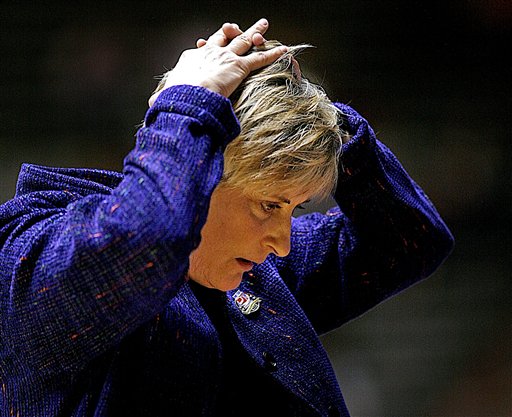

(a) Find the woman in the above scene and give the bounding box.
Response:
[0,18,453,417]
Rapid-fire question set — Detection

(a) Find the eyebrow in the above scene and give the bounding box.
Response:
[274,196,311,206]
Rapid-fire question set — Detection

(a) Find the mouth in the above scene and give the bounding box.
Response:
[236,258,255,271]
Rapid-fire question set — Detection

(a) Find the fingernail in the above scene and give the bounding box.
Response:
[260,18,268,26]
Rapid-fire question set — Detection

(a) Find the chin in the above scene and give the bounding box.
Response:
[190,263,245,291]
[213,275,243,292]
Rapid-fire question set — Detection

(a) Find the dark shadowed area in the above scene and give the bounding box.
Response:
[0,1,510,415]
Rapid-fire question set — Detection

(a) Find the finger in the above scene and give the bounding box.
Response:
[206,22,232,47]
[198,23,241,48]
[228,18,269,54]
[242,45,288,73]
[252,32,266,46]
[221,22,242,40]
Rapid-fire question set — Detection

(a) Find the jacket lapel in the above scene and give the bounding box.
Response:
[226,261,347,416]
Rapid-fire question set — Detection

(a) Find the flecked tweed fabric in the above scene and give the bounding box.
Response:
[0,85,454,417]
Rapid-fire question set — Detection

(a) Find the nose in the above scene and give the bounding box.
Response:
[262,217,292,258]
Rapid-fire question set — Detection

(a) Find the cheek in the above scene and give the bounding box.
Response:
[222,216,255,246]
[216,210,264,251]
[201,208,243,254]
[202,194,267,254]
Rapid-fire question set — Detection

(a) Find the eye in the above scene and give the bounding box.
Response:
[261,202,281,213]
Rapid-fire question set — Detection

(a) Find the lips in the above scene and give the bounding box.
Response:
[236,258,254,271]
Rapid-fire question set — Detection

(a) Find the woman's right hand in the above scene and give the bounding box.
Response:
[148,18,287,106]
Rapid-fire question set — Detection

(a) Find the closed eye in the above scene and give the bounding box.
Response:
[260,199,310,216]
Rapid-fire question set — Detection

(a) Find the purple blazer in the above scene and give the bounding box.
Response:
[0,86,454,416]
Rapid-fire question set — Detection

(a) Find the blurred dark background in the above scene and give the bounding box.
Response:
[0,1,510,415]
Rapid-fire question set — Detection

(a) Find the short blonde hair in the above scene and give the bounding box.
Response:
[221,41,347,201]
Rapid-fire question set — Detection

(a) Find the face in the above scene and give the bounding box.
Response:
[188,184,312,291]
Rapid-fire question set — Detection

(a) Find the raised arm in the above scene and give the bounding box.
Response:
[276,103,454,334]
[0,19,286,377]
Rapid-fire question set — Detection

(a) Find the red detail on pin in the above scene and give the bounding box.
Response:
[233,290,261,315]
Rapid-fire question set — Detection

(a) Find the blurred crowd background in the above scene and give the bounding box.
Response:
[0,1,510,416]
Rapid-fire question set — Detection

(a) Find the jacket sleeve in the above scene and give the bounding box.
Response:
[0,85,240,376]
[275,103,455,334]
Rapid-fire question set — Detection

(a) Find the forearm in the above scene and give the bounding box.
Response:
[332,102,454,321]
[1,85,239,376]
[281,103,454,333]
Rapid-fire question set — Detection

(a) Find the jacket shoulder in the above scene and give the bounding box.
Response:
[15,163,123,197]
[0,163,123,234]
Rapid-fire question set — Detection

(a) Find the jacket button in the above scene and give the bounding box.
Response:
[327,405,340,417]
[262,351,277,372]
